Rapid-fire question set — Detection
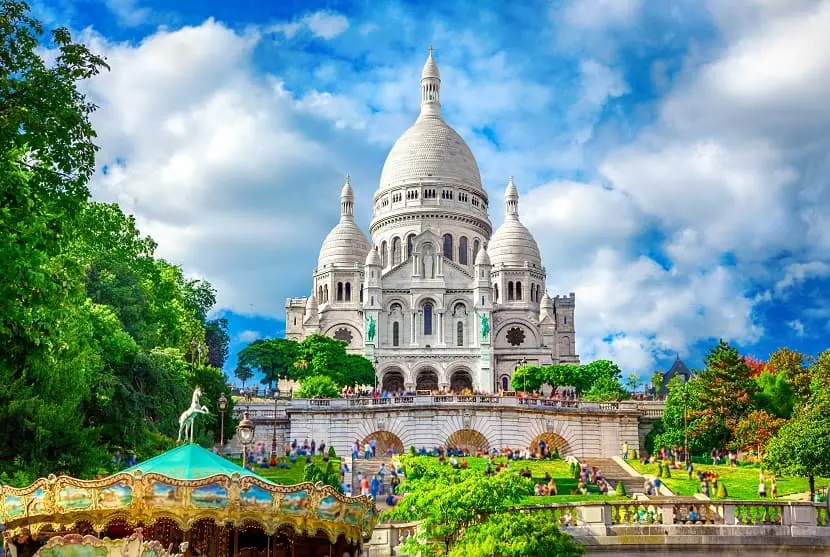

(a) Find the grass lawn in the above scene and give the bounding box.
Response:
[402,456,623,505]
[227,456,341,485]
[627,460,829,500]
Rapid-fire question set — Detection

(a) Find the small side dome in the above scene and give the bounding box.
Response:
[540,291,553,310]
[421,48,440,80]
[489,177,542,268]
[365,246,382,267]
[304,295,319,323]
[474,244,491,266]
[318,222,371,269]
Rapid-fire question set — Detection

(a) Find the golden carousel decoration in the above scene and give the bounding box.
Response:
[0,390,377,557]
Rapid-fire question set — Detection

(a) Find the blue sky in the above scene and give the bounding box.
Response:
[39,0,830,382]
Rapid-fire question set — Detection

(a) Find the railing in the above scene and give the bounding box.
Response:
[233,396,668,415]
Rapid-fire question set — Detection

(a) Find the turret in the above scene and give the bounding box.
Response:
[363,246,382,310]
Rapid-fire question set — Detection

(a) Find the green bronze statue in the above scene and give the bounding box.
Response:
[366,315,376,343]
[479,314,490,340]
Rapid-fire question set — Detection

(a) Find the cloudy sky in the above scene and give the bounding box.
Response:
[38,0,830,381]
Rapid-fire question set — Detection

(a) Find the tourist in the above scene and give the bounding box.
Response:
[688,507,699,522]
[621,441,629,460]
[758,473,767,498]
[547,478,558,496]
[370,475,380,499]
[686,460,694,479]
[771,476,778,498]
[360,475,370,496]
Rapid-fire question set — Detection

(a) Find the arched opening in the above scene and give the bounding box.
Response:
[360,284,364,303]
[363,431,404,455]
[392,237,402,265]
[324,284,329,302]
[559,336,570,356]
[456,321,464,346]
[459,236,468,265]
[317,285,323,302]
[446,429,489,452]
[337,282,343,301]
[494,283,499,302]
[450,370,473,392]
[473,239,480,262]
[381,241,388,267]
[443,233,453,261]
[530,284,535,303]
[382,369,405,392]
[407,234,415,257]
[423,302,433,336]
[516,281,522,301]
[501,375,509,391]
[528,432,571,457]
[345,282,351,302]
[392,321,400,346]
[508,281,514,301]
[416,369,439,391]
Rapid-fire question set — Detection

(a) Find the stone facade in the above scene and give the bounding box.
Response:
[285,51,579,393]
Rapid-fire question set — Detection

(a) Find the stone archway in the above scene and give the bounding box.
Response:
[446,429,489,452]
[381,368,405,392]
[528,432,571,457]
[449,370,473,392]
[416,368,439,391]
[363,431,404,455]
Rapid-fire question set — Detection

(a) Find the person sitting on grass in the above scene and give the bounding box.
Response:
[547,478,558,496]
[535,483,545,496]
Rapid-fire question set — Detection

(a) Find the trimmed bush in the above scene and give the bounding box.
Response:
[328,446,336,458]
[616,481,627,497]
[551,447,561,460]
[409,446,417,456]
[717,483,728,498]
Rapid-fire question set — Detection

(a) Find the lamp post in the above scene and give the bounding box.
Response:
[271,388,280,461]
[218,393,228,452]
[236,411,255,469]
[515,357,528,392]
[374,356,379,393]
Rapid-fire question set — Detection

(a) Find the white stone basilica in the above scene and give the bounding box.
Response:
[285,51,579,393]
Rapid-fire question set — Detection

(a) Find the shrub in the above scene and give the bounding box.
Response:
[656,463,663,477]
[328,446,336,458]
[663,462,671,478]
[551,447,561,460]
[615,481,627,497]
[717,483,728,498]
[410,446,417,456]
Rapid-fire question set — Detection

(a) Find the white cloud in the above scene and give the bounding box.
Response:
[561,0,643,30]
[775,262,830,292]
[270,10,349,40]
[237,330,263,343]
[103,0,150,27]
[787,320,806,337]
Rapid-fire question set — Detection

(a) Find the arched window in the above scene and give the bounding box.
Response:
[516,281,522,301]
[337,282,343,301]
[459,236,468,265]
[530,284,535,303]
[407,234,415,257]
[360,285,364,303]
[473,239,480,263]
[381,241,388,267]
[456,321,464,346]
[317,286,323,302]
[494,284,499,302]
[392,237,402,265]
[501,376,509,391]
[324,284,329,302]
[423,303,433,335]
[345,282,351,302]
[443,234,453,261]
[538,287,542,303]
[393,322,400,347]
[508,281,514,301]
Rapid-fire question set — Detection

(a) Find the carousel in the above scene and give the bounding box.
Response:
[0,390,377,557]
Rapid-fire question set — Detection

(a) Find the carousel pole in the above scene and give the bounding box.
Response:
[232,528,239,557]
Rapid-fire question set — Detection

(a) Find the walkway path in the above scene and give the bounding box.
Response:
[580,457,644,495]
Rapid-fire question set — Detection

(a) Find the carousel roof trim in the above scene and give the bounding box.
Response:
[119,444,271,483]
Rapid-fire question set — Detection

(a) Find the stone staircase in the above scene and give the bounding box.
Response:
[580,457,644,496]
[351,456,399,503]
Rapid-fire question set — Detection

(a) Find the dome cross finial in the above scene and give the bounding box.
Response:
[505,175,519,218]
[340,175,354,221]
[420,46,441,117]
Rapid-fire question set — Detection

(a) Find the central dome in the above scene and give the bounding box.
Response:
[378,115,483,193]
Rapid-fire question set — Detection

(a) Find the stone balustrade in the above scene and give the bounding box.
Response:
[233,396,665,418]
[363,500,830,556]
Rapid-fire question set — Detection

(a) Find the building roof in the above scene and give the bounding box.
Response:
[659,356,693,395]
[121,443,272,482]
[488,178,542,268]
[318,176,371,269]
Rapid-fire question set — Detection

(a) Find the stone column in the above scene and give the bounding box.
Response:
[410,310,418,346]
[436,310,445,345]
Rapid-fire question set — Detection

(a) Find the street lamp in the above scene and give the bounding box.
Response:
[271,389,281,461]
[374,356,379,393]
[236,412,255,469]
[218,393,228,451]
[515,357,528,392]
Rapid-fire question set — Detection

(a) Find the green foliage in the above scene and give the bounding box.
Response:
[511,365,544,392]
[296,375,340,399]
[716,482,727,498]
[234,363,254,388]
[447,511,583,557]
[238,338,299,386]
[582,374,629,402]
[615,481,626,496]
[328,445,336,458]
[204,318,230,369]
[389,456,540,556]
[755,370,794,419]
[302,460,342,492]
[656,463,663,478]
[663,462,671,478]
[510,360,624,396]
[625,372,640,393]
[768,347,810,403]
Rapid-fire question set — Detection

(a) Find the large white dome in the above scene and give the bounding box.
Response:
[378,114,483,193]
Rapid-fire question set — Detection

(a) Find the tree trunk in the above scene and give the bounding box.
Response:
[809,474,815,501]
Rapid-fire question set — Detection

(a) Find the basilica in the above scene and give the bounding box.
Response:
[285,51,579,393]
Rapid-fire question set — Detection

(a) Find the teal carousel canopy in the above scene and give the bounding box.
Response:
[121,444,271,483]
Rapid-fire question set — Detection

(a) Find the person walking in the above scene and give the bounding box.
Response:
[758,473,767,498]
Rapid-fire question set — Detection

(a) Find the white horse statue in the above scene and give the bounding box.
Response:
[177,387,210,443]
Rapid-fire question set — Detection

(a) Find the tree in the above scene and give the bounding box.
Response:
[754,370,794,419]
[511,365,545,392]
[343,353,376,387]
[204,318,230,369]
[692,340,758,450]
[764,387,830,500]
[238,338,299,386]
[625,373,640,393]
[448,511,583,557]
[744,356,767,377]
[296,375,340,399]
[582,374,629,402]
[732,409,785,459]
[768,347,810,403]
[651,371,664,397]
[234,363,254,389]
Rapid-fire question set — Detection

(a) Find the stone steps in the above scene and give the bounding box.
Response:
[580,457,644,495]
